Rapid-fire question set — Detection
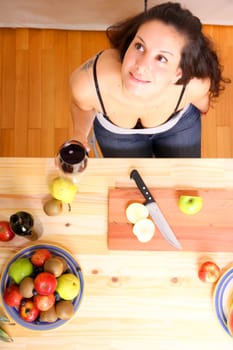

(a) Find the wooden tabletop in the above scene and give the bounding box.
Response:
[0,158,233,349]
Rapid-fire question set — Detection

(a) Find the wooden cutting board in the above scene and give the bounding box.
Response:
[108,188,233,251]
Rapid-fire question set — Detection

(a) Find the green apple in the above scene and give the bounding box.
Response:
[178,195,203,215]
[50,177,77,204]
[56,273,80,300]
[8,258,33,284]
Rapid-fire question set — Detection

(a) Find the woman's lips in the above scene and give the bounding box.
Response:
[129,72,150,84]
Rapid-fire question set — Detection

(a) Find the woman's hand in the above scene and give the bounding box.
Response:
[71,134,90,153]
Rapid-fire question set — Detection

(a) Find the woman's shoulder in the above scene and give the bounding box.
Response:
[71,49,119,78]
[70,49,120,88]
[96,49,122,77]
[186,77,211,98]
[70,49,120,109]
[186,77,211,112]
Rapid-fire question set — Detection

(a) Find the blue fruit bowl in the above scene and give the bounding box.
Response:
[0,243,84,331]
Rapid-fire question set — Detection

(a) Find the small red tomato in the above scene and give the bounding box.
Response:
[31,248,52,267]
[0,221,15,241]
[198,261,221,283]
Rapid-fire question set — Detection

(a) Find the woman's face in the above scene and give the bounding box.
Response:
[121,20,186,99]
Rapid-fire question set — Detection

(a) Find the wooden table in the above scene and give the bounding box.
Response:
[0,158,233,350]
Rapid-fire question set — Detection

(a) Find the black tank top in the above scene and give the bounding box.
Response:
[93,51,186,128]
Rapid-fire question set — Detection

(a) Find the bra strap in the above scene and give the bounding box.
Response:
[93,51,107,116]
[174,85,186,112]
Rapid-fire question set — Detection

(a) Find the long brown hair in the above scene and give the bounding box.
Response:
[106,2,230,99]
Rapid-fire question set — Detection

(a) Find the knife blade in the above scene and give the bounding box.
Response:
[130,169,182,250]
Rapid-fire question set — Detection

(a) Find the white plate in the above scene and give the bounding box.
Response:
[213,266,233,336]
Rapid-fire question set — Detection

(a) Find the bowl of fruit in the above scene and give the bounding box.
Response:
[0,243,84,331]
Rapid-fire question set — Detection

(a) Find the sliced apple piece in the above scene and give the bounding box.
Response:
[133,218,155,243]
[126,202,149,224]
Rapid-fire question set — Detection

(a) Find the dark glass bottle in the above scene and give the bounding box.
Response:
[9,211,39,241]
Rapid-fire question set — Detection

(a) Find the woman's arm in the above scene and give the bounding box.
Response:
[188,77,211,113]
[70,100,95,151]
[192,92,210,114]
[70,59,97,150]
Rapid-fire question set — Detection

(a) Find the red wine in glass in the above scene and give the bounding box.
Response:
[55,140,88,181]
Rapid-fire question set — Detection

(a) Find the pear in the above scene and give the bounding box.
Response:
[56,273,80,300]
[50,177,78,210]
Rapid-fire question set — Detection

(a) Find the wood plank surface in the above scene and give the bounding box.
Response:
[0,158,233,350]
[108,188,233,251]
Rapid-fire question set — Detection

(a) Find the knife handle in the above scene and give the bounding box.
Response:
[130,169,155,204]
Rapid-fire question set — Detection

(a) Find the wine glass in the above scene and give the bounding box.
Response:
[55,140,88,183]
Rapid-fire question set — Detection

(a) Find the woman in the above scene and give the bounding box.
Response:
[70,2,229,157]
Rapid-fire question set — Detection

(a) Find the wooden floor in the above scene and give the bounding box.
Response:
[0,26,232,158]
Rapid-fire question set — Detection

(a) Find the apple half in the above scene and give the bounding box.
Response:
[126,202,149,224]
[133,218,155,243]
[125,202,155,243]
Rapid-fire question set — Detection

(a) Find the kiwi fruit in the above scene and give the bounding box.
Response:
[19,276,34,298]
[55,300,75,320]
[44,257,64,277]
[43,198,63,216]
[55,256,68,272]
[40,305,58,323]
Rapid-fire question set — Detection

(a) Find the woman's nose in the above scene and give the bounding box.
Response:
[135,55,150,73]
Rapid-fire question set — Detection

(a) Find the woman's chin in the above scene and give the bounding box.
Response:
[123,82,146,98]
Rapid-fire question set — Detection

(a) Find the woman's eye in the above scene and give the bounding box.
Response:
[135,42,144,52]
[156,55,168,63]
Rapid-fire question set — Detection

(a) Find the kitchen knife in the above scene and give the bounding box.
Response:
[130,169,182,250]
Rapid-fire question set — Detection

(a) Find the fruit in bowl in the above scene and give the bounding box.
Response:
[34,293,56,311]
[0,244,84,331]
[56,273,80,300]
[34,272,57,295]
[3,284,23,307]
[8,258,34,284]
[19,299,40,322]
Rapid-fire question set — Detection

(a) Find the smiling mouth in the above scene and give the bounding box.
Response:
[129,72,150,84]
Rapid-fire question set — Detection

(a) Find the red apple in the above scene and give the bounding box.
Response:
[198,261,221,283]
[19,299,40,322]
[34,272,57,295]
[31,249,52,267]
[0,221,15,241]
[3,284,23,307]
[33,293,55,311]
